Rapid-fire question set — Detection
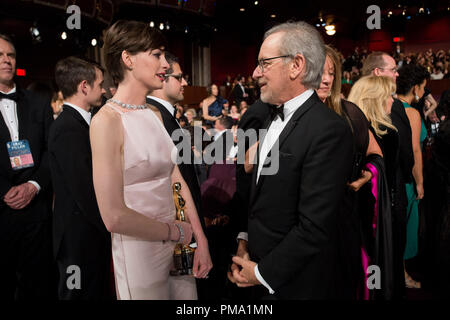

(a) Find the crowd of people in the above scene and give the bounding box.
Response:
[0,18,449,301]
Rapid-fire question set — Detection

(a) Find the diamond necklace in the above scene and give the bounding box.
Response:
[108,99,148,110]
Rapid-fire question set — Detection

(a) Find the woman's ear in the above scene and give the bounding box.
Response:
[121,50,133,70]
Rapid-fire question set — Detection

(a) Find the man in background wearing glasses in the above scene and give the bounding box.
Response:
[228,21,354,299]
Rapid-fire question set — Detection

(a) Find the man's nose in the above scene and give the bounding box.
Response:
[252,66,261,79]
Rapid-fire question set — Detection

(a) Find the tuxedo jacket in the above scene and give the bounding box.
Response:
[146,97,205,231]
[231,84,245,104]
[48,105,110,258]
[0,86,53,221]
[248,92,354,299]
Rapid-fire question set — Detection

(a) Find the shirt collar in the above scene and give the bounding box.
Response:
[0,85,16,95]
[281,89,314,119]
[147,95,175,117]
[63,102,91,125]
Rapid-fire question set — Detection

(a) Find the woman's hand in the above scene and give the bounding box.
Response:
[348,170,372,192]
[192,238,213,279]
[416,183,424,200]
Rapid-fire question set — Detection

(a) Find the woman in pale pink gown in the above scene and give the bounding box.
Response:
[90,20,212,300]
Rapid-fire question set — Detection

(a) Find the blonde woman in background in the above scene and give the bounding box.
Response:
[348,75,398,299]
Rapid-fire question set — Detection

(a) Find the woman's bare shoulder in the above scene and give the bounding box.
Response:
[91,105,122,126]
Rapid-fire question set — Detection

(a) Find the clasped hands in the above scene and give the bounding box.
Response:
[3,182,38,210]
[227,240,261,287]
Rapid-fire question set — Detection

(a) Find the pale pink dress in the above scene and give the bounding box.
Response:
[107,104,197,300]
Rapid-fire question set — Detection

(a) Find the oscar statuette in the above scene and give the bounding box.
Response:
[170,182,196,276]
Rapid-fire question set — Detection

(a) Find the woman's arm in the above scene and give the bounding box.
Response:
[171,165,212,278]
[349,130,383,191]
[202,98,218,121]
[405,107,424,199]
[90,109,192,243]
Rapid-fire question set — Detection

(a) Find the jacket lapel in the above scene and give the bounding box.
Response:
[16,88,28,140]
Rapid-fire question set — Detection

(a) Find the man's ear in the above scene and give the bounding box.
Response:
[79,80,88,96]
[289,54,305,80]
[373,68,381,76]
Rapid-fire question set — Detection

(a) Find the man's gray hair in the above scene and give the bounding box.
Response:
[264,21,325,89]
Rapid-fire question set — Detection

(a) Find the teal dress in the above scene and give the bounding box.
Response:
[403,102,427,260]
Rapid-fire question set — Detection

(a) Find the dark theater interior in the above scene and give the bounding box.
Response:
[0,0,449,304]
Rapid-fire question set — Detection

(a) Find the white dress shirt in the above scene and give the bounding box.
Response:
[63,102,92,125]
[0,86,41,192]
[238,89,314,294]
[0,86,19,142]
[147,95,182,129]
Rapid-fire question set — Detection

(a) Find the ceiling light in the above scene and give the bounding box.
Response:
[30,26,42,42]
[166,23,170,30]
[61,31,67,40]
[149,21,155,28]
[159,23,164,30]
[91,38,97,46]
[254,1,258,5]
[325,25,335,31]
[240,8,245,12]
[326,29,336,36]
[185,27,188,33]
[271,14,276,18]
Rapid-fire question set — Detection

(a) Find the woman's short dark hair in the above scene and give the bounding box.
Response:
[103,20,167,85]
[396,64,430,95]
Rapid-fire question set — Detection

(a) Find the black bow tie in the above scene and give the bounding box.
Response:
[0,91,18,102]
[270,104,285,121]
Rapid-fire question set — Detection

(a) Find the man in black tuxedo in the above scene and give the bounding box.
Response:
[228,22,353,299]
[146,52,205,231]
[231,76,248,106]
[362,52,414,299]
[49,57,113,299]
[0,34,54,299]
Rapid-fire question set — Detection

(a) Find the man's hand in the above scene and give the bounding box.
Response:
[231,256,260,285]
[3,182,38,210]
[227,240,255,287]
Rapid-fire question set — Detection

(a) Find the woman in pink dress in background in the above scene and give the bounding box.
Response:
[90,20,212,300]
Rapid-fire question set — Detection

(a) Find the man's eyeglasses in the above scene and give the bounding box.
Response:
[378,67,398,73]
[165,73,184,82]
[257,55,292,73]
